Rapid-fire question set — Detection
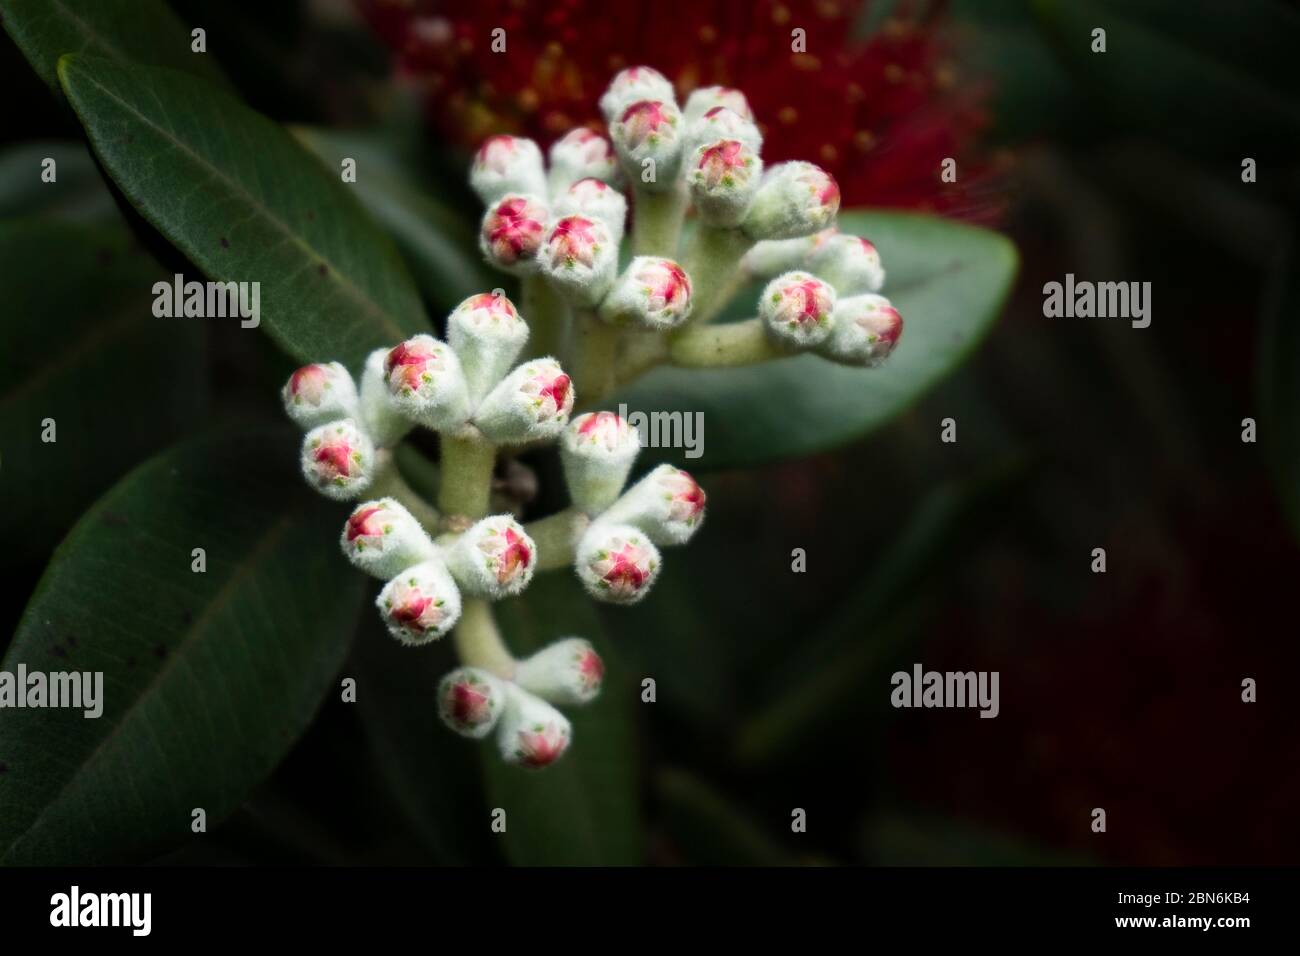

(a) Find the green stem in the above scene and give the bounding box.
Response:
[437,426,496,523]
[525,508,591,571]
[612,330,671,389]
[523,272,569,359]
[669,317,794,368]
[453,598,516,678]
[368,457,442,531]
[680,225,754,326]
[571,309,621,408]
[632,184,688,257]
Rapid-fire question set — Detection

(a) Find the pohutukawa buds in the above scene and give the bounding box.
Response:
[605,463,707,546]
[473,357,575,444]
[469,135,546,204]
[537,215,618,305]
[576,522,661,605]
[437,666,507,739]
[377,558,463,646]
[514,638,605,705]
[300,419,376,500]
[816,293,904,368]
[744,228,836,278]
[446,292,529,403]
[479,193,548,275]
[340,497,437,579]
[547,127,620,194]
[684,105,763,157]
[445,514,536,599]
[759,271,837,349]
[383,334,472,430]
[497,684,573,769]
[688,139,763,227]
[358,348,413,447]
[560,411,642,514]
[682,86,753,125]
[742,161,841,240]
[282,362,358,430]
[806,234,886,294]
[599,65,676,122]
[610,100,684,191]
[598,256,693,330]
[551,178,628,243]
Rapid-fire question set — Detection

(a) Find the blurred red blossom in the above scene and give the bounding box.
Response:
[357,0,1003,221]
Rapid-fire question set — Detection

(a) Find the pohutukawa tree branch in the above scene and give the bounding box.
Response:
[280,65,904,770]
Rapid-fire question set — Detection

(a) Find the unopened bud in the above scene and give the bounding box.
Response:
[682,86,753,125]
[806,234,885,294]
[358,348,413,447]
[548,127,620,194]
[759,271,837,349]
[610,99,684,192]
[437,666,507,739]
[688,139,762,227]
[742,162,841,240]
[560,411,641,514]
[445,514,536,598]
[300,419,376,500]
[514,638,604,705]
[479,193,548,275]
[537,215,618,305]
[282,362,358,430]
[376,558,462,645]
[816,294,903,368]
[598,256,693,330]
[575,522,661,605]
[473,357,575,444]
[604,463,707,546]
[744,228,836,278]
[497,684,573,769]
[340,497,437,579]
[551,178,627,243]
[383,335,472,430]
[447,292,530,404]
[470,135,546,205]
[683,105,762,157]
[599,65,676,122]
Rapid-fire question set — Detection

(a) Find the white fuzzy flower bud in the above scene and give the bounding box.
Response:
[742,161,841,240]
[687,139,763,227]
[383,335,472,431]
[437,666,508,739]
[537,215,618,305]
[470,135,546,205]
[816,293,903,368]
[806,234,886,294]
[598,257,693,330]
[446,292,530,404]
[376,557,462,646]
[551,178,627,243]
[743,228,836,278]
[479,193,548,275]
[358,348,412,447]
[497,683,573,769]
[758,271,837,349]
[472,357,574,445]
[599,65,676,122]
[547,127,620,194]
[560,411,641,514]
[610,99,684,193]
[682,86,753,125]
[603,463,707,546]
[514,638,605,705]
[683,105,762,157]
[282,362,358,430]
[340,497,437,580]
[575,522,661,605]
[444,514,536,599]
[300,419,376,501]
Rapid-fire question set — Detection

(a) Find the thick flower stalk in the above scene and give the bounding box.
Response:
[281,67,905,769]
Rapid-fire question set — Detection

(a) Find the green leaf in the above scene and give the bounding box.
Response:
[0,0,229,95]
[482,574,642,865]
[0,141,118,224]
[616,210,1017,470]
[657,768,794,866]
[0,430,365,864]
[860,811,1087,866]
[0,219,205,570]
[57,55,430,368]
[293,126,498,313]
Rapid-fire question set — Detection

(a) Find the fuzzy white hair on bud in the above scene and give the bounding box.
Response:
[815,293,904,368]
[382,334,472,431]
[470,135,547,205]
[683,105,763,158]
[688,139,763,227]
[603,463,707,546]
[551,178,628,243]
[300,418,376,501]
[547,127,621,195]
[610,99,684,193]
[560,412,642,515]
[575,522,662,605]
[744,228,836,278]
[437,666,508,739]
[759,270,838,349]
[479,193,549,276]
[599,65,676,122]
[598,257,694,331]
[682,86,753,125]
[806,234,886,294]
[376,557,463,646]
[445,514,537,599]
[282,361,358,430]
[514,638,605,705]
[446,292,530,405]
[497,683,573,768]
[742,161,842,240]
[537,215,618,305]
[357,348,413,448]
[340,497,437,579]
[473,357,575,444]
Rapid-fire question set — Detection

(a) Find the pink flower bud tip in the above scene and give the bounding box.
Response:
[282,361,357,429]
[300,419,374,500]
[340,497,435,579]
[474,358,575,444]
[744,162,841,241]
[382,334,470,429]
[514,637,605,705]
[552,178,627,239]
[606,463,707,545]
[480,193,547,271]
[576,523,662,605]
[538,214,617,304]
[377,559,462,645]
[548,128,619,190]
[447,514,536,598]
[437,667,506,739]
[600,65,676,121]
[760,271,837,348]
[600,256,694,330]
[819,294,904,368]
[499,687,573,769]
[470,134,546,203]
[684,86,753,124]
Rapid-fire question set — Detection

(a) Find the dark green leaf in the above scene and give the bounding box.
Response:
[58,55,430,368]
[482,573,642,865]
[861,811,1086,866]
[0,219,205,569]
[657,768,793,866]
[616,210,1017,470]
[0,141,117,224]
[0,0,229,95]
[0,430,365,864]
